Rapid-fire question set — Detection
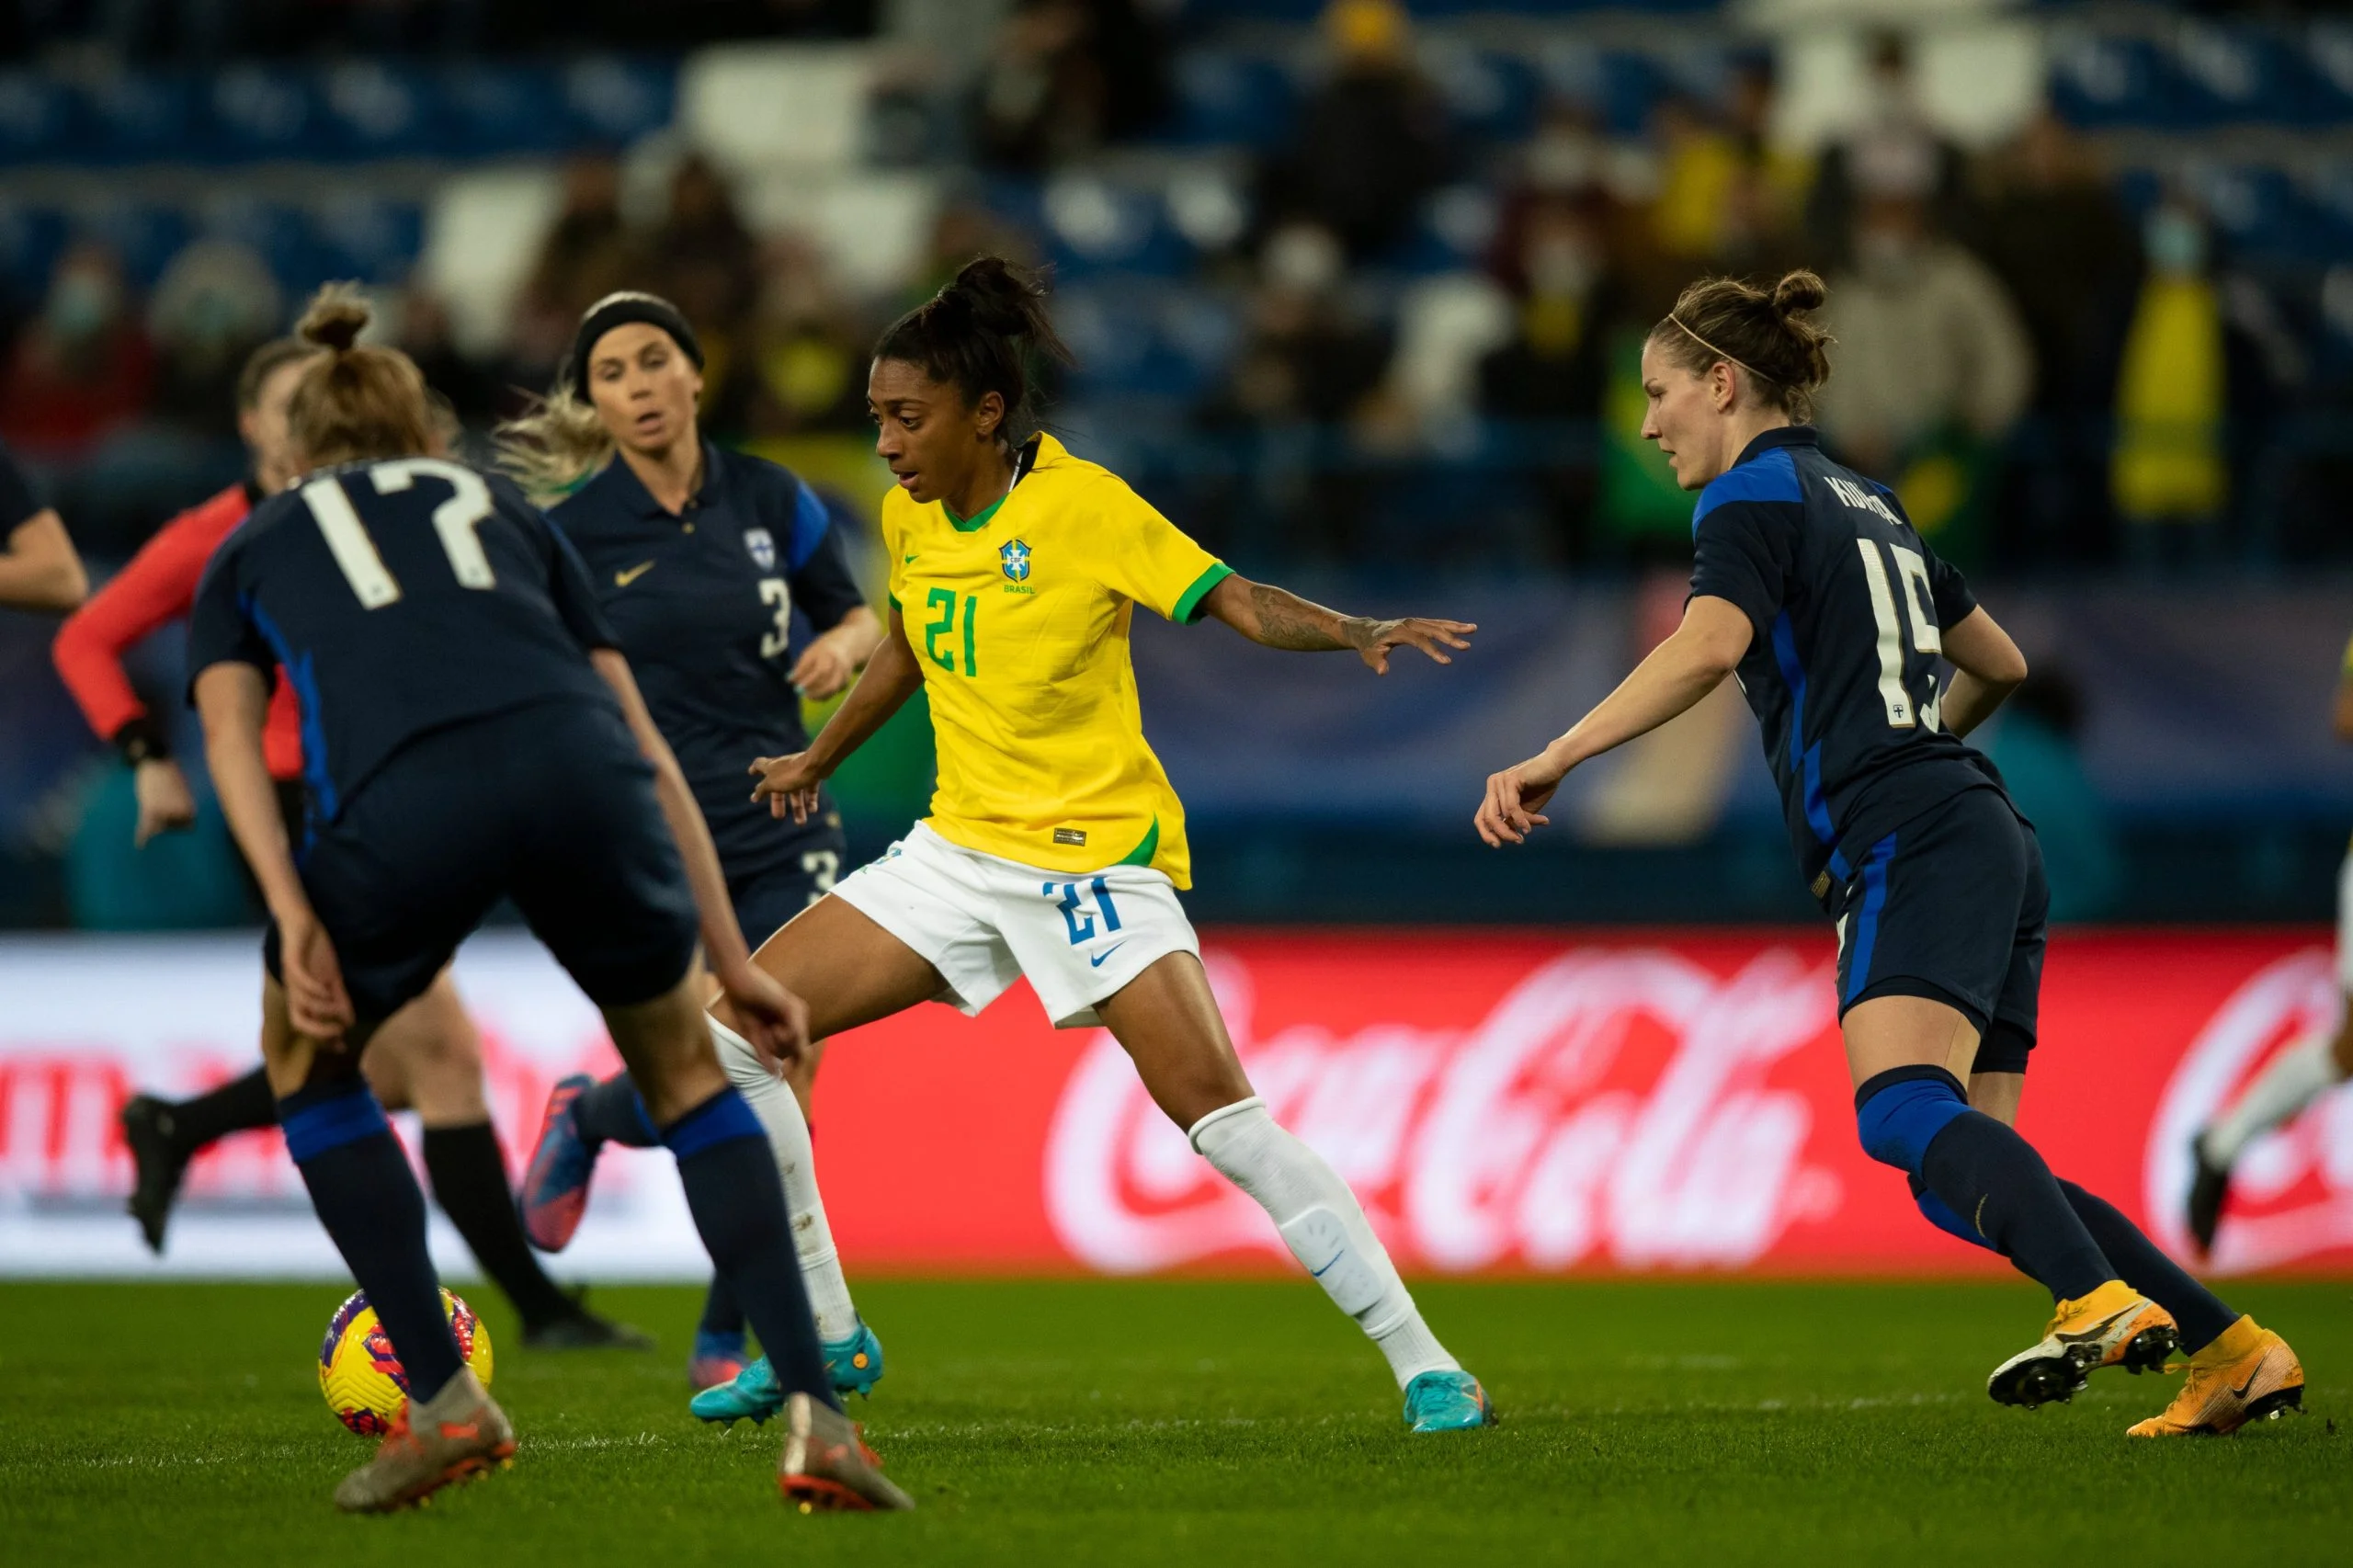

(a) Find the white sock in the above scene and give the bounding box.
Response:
[708,1019,860,1344]
[2205,1034,2346,1165]
[1188,1096,1459,1390]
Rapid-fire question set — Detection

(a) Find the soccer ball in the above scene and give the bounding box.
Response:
[318,1287,494,1437]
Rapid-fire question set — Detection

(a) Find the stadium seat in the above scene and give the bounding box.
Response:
[1040,172,1195,279]
[1538,43,1661,139]
[199,199,330,296]
[314,197,426,287]
[317,60,436,161]
[2172,21,2327,128]
[73,203,189,290]
[2193,164,2322,261]
[567,54,679,149]
[80,73,199,165]
[440,63,572,158]
[1156,51,1298,150]
[1425,47,1542,144]
[2048,33,2179,130]
[0,71,73,163]
[207,66,319,162]
[0,203,66,307]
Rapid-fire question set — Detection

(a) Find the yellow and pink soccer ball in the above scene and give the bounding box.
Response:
[318,1287,494,1437]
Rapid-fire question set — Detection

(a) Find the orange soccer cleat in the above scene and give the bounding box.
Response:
[2128,1317,2304,1437]
[1987,1280,2177,1409]
[333,1368,515,1513]
[777,1392,915,1513]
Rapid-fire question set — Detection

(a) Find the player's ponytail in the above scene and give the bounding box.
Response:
[284,283,438,469]
[494,388,614,506]
[873,256,1074,447]
[1647,270,1834,421]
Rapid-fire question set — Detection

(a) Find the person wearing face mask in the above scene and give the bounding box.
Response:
[1813,138,2031,567]
[51,335,651,1360]
[0,243,155,460]
[498,291,887,1398]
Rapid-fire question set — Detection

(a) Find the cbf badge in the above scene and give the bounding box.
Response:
[744,528,777,571]
[1000,538,1031,583]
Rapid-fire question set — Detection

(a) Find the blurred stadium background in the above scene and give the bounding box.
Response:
[2,0,2350,1283]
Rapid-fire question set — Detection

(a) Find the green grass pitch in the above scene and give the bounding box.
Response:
[3,1277,2347,1566]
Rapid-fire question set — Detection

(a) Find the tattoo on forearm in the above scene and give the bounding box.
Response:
[1248,583,1353,652]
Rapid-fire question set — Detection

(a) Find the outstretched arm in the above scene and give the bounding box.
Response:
[751,605,925,824]
[1199,573,1474,674]
[1474,595,1753,847]
[0,510,88,612]
[1938,608,2029,739]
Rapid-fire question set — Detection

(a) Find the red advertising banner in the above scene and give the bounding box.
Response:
[2,930,2347,1278]
[809,929,2353,1277]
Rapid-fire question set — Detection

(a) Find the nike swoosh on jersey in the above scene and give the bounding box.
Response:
[903,553,918,564]
[616,561,657,587]
[1089,941,1128,970]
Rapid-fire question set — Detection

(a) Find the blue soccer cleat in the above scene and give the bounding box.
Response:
[1404,1369,1498,1433]
[518,1074,598,1253]
[690,1322,888,1427]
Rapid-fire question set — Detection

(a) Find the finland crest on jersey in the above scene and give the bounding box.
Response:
[744,528,777,570]
[1000,538,1031,582]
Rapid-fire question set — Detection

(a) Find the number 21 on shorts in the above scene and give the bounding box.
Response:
[1045,877,1123,945]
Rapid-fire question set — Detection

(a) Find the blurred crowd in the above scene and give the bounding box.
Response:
[0,0,2341,574]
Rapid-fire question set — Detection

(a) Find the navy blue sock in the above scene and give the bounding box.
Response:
[574,1073,660,1149]
[699,1273,747,1339]
[2057,1179,2238,1351]
[662,1089,835,1410]
[1857,1066,2111,1303]
[280,1081,464,1405]
[1908,1174,1999,1253]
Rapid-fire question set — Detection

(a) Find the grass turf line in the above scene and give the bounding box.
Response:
[1,1278,2346,1566]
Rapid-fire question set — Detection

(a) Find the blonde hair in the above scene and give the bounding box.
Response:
[285,284,439,468]
[494,386,615,506]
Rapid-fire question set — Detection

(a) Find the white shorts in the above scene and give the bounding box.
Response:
[2336,848,2353,992]
[829,822,1200,1028]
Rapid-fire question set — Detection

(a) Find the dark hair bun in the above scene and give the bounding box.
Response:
[1771,269,1828,316]
[947,256,1052,339]
[298,283,371,353]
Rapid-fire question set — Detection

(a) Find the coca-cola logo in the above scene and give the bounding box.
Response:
[1045,945,1841,1275]
[2145,948,2353,1272]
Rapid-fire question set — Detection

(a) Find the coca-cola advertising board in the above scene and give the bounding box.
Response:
[3,930,2347,1278]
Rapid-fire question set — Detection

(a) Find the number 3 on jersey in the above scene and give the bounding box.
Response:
[302,459,495,608]
[1855,538,1942,732]
[924,587,979,676]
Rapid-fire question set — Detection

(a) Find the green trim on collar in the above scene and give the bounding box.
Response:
[1117,817,1161,868]
[944,494,1008,533]
[1173,562,1234,624]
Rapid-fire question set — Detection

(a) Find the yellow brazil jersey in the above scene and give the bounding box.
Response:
[880,434,1231,888]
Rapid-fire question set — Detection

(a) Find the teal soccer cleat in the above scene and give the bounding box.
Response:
[1404,1369,1498,1433]
[826,1319,886,1398]
[690,1322,888,1427]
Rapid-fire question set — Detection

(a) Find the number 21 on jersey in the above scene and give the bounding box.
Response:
[1855,537,1942,732]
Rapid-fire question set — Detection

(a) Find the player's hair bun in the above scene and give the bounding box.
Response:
[874,254,1074,447]
[297,284,372,354]
[1647,272,1836,421]
[1771,269,1828,317]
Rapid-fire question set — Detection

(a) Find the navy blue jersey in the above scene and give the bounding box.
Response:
[551,442,866,878]
[1688,426,2004,903]
[188,457,620,822]
[0,439,42,531]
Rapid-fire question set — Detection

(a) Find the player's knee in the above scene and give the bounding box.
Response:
[1854,1065,1971,1176]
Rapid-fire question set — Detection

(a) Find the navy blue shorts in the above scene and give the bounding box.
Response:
[726,826,847,949]
[266,700,700,1024]
[1832,786,2046,1075]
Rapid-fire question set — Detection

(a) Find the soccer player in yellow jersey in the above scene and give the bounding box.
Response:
[710,257,1497,1432]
